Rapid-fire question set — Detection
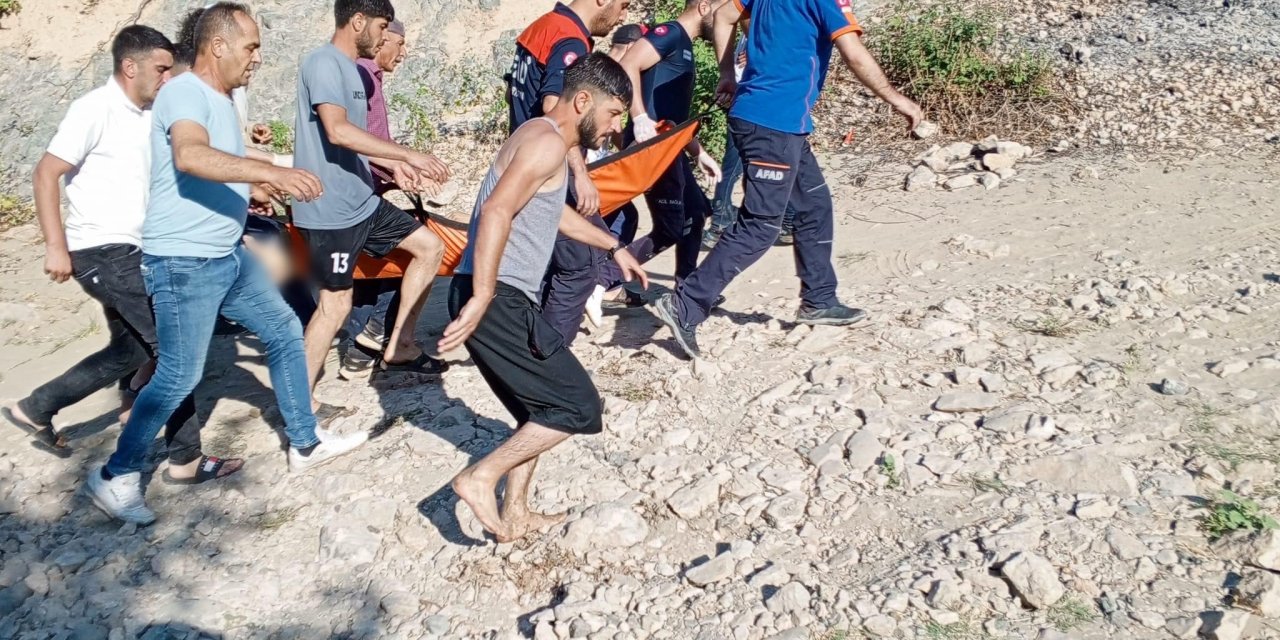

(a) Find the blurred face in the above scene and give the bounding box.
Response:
[576,93,627,150]
[126,48,175,106]
[375,31,405,72]
[591,0,630,37]
[355,15,390,59]
[213,12,262,89]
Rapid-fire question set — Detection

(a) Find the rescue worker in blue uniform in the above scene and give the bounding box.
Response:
[651,0,923,359]
[598,0,721,297]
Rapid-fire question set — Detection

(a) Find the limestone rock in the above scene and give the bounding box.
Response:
[905,165,938,192]
[686,551,736,587]
[1000,552,1064,609]
[934,392,1001,413]
[1234,569,1280,617]
[560,502,649,554]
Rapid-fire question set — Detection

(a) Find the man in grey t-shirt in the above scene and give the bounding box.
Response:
[293,0,452,390]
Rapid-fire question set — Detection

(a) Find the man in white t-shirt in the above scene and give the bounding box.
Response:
[3,25,243,484]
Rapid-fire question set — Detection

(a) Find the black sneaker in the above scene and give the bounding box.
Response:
[796,304,868,327]
[652,293,701,359]
[775,230,795,246]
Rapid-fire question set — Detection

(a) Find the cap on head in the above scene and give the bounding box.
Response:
[611,23,645,46]
[387,19,405,37]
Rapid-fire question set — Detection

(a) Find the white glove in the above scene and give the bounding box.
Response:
[632,113,658,142]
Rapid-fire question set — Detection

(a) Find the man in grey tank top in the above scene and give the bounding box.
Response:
[440,54,647,543]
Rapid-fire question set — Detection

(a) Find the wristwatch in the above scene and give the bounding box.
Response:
[607,242,625,260]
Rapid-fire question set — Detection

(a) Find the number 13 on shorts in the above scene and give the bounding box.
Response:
[330,252,350,273]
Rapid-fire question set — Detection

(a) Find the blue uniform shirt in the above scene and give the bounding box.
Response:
[507,3,593,132]
[729,0,863,135]
[639,21,696,123]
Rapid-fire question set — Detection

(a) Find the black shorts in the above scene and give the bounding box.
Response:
[297,198,422,290]
[448,275,603,435]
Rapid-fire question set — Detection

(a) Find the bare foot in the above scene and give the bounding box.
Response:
[496,509,566,543]
[451,467,507,540]
[382,341,424,365]
[5,403,40,430]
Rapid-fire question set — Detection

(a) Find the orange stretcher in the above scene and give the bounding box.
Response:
[286,115,703,279]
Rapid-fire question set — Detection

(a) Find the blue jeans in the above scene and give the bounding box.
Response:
[709,127,797,235]
[709,128,744,232]
[106,246,319,475]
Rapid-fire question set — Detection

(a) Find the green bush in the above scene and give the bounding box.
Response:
[267,120,293,155]
[1202,490,1279,541]
[389,60,506,150]
[654,0,727,160]
[871,2,1052,97]
[0,0,21,20]
[867,1,1056,137]
[0,193,34,230]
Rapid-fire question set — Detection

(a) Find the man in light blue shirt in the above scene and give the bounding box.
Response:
[88,2,368,526]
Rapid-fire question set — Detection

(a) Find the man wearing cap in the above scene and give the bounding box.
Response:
[650,0,922,359]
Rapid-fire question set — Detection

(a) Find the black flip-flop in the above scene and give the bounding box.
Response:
[161,455,244,485]
[2,406,71,458]
[377,353,447,376]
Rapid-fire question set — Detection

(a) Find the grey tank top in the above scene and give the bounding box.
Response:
[456,117,569,302]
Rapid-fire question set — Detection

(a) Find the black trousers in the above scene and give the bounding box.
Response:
[20,244,202,464]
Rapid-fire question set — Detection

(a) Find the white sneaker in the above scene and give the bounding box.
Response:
[585,285,605,329]
[288,428,369,473]
[86,466,156,525]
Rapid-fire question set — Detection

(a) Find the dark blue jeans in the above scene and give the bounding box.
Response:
[21,243,201,464]
[107,246,319,475]
[674,117,838,327]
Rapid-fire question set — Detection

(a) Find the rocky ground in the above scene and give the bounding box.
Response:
[2,151,1279,639]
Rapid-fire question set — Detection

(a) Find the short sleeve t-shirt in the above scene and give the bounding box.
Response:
[729,0,863,134]
[292,44,380,230]
[144,73,248,258]
[638,22,696,123]
[507,3,593,132]
[46,77,152,251]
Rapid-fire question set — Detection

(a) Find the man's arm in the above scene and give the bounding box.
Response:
[558,206,649,289]
[438,127,567,352]
[713,0,744,107]
[315,104,450,182]
[535,94,599,215]
[833,34,922,129]
[170,120,323,202]
[32,153,74,283]
[619,40,661,119]
[618,39,663,141]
